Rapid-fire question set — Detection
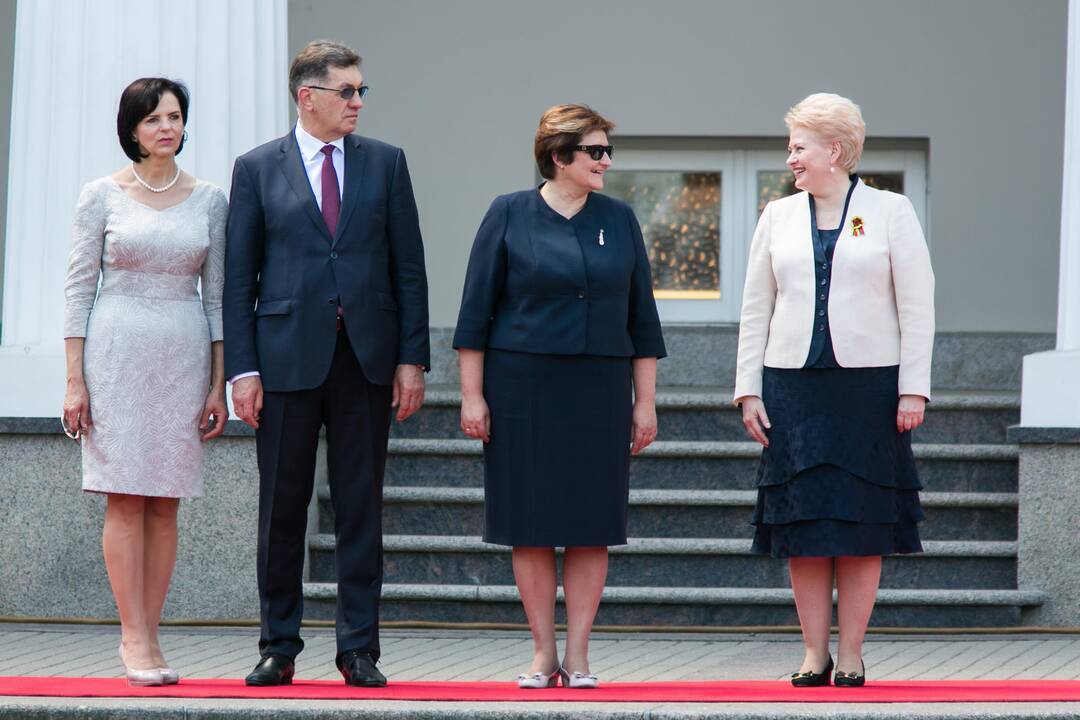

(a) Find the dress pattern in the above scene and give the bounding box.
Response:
[63,177,228,498]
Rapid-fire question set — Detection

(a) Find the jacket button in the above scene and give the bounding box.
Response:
[820,278,827,286]
[330,252,338,260]
[577,290,586,299]
[818,324,825,331]
[328,298,336,305]
[819,293,826,300]
[819,309,826,317]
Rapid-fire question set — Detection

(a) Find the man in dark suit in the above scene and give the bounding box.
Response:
[223,40,429,687]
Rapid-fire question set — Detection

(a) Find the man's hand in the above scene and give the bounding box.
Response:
[392,364,425,422]
[232,376,264,429]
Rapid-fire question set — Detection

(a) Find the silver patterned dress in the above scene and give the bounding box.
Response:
[63,177,228,498]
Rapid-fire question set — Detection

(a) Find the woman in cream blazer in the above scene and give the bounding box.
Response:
[734,93,934,688]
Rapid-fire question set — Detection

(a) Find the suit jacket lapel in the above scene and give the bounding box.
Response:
[277,130,333,243]
[333,135,367,248]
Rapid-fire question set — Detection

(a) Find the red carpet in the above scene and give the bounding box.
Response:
[2,677,1080,703]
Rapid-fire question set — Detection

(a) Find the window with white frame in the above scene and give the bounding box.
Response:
[603,139,928,323]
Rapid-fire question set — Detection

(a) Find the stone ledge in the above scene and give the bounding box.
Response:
[1007,426,1080,444]
[306,583,1045,608]
[0,416,255,437]
[312,534,1018,558]
[370,487,1018,508]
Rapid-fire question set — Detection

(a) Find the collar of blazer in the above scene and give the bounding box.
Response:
[277,129,368,247]
[788,177,881,243]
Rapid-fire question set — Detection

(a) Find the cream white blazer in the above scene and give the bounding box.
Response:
[734,180,935,403]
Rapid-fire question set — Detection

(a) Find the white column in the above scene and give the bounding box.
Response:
[1020,0,1080,428]
[0,0,288,417]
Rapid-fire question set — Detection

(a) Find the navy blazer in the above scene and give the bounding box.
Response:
[223,130,430,390]
[453,189,666,358]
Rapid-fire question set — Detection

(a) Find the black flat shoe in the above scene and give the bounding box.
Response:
[834,660,866,687]
[245,654,295,686]
[337,649,387,687]
[791,655,833,687]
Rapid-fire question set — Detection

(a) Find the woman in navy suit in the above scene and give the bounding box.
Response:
[735,93,935,687]
[454,104,666,689]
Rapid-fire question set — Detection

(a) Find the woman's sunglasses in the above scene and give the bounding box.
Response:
[574,145,614,161]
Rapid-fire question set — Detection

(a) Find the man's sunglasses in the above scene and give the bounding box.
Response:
[574,144,614,161]
[307,84,370,101]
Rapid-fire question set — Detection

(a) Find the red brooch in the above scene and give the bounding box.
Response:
[851,216,865,237]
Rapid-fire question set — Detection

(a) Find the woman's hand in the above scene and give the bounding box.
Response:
[200,387,228,441]
[897,394,926,433]
[739,395,771,447]
[631,399,658,455]
[460,394,491,443]
[62,378,92,438]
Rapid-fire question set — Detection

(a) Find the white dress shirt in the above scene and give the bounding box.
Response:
[229,122,347,386]
[293,120,344,209]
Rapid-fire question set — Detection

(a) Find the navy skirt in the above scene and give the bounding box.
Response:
[750,366,924,558]
[482,349,632,547]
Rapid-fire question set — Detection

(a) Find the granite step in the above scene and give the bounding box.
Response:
[390,387,1020,444]
[321,487,1018,541]
[383,439,1018,493]
[308,535,1018,590]
[303,582,1045,628]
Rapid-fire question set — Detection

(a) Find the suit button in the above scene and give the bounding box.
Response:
[819,324,825,331]
[819,309,826,317]
[820,293,826,300]
[328,298,336,305]
[820,278,827,286]
[330,252,338,260]
[577,290,586,299]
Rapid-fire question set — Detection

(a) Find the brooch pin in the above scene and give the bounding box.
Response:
[598,229,605,246]
[851,216,865,237]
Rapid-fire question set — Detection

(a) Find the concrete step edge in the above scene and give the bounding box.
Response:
[387,438,1019,460]
[309,534,1018,557]
[357,487,1018,508]
[421,386,1021,410]
[304,582,1045,607]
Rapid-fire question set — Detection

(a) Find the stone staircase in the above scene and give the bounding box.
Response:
[302,383,1045,628]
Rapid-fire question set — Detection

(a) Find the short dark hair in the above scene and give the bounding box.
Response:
[116,78,190,163]
[534,104,616,180]
[289,40,362,102]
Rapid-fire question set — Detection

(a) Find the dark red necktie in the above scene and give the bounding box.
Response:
[320,145,340,236]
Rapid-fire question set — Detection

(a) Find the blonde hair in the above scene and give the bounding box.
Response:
[784,93,866,173]
[534,104,616,180]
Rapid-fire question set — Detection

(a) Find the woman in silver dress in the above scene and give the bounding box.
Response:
[62,78,228,686]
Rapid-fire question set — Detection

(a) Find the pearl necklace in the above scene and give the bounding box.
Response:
[131,163,181,193]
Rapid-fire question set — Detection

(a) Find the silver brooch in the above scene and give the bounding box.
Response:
[598,229,605,246]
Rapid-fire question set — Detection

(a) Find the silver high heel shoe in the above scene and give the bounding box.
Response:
[558,667,599,689]
[119,646,164,687]
[158,667,180,685]
[517,666,561,688]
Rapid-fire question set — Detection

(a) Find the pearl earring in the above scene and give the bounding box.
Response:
[830,165,836,173]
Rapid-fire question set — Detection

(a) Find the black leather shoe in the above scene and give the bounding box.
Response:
[337,649,387,687]
[791,655,833,687]
[245,654,295,686]
[834,660,866,687]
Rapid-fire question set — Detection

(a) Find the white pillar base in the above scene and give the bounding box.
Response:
[1020,349,1080,427]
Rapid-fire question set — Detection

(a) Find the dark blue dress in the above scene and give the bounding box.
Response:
[750,183,925,558]
[454,188,666,547]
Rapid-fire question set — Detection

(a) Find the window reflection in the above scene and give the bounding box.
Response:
[604,171,721,299]
[757,171,905,215]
